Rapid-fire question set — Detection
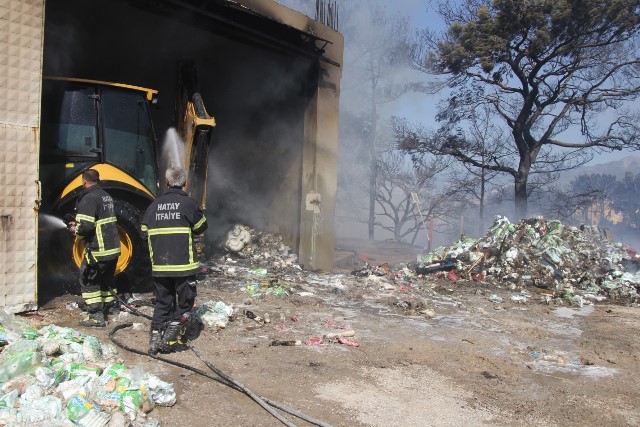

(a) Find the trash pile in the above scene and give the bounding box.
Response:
[416,216,640,303]
[0,311,175,426]
[199,224,303,298]
[219,224,300,270]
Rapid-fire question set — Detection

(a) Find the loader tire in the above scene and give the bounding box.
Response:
[113,200,153,293]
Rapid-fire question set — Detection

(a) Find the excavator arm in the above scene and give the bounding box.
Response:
[177,61,216,211]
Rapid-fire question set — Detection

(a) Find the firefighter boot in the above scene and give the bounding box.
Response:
[149,329,164,356]
[104,301,121,317]
[160,321,188,353]
[79,311,106,328]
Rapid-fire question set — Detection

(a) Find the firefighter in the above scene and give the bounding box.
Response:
[68,169,121,327]
[142,167,207,355]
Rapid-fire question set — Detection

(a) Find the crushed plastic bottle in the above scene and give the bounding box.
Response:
[0,340,41,382]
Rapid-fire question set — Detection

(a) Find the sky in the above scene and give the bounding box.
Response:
[275,0,640,167]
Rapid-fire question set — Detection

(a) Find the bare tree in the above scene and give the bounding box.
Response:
[374,148,466,245]
[396,0,640,219]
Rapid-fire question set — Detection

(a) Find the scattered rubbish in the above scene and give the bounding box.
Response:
[252,268,268,276]
[481,371,499,380]
[323,330,355,340]
[488,295,503,304]
[420,309,436,319]
[322,318,350,330]
[246,280,290,298]
[511,295,529,303]
[200,264,223,274]
[197,301,235,329]
[335,337,360,347]
[271,340,301,347]
[274,325,289,332]
[415,260,456,275]
[304,337,323,346]
[296,291,314,297]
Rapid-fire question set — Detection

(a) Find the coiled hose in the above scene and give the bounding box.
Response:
[109,320,333,427]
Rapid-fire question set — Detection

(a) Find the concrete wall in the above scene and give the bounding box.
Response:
[0,0,43,311]
[240,1,344,270]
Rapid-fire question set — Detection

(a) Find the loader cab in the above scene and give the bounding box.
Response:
[40,77,159,210]
[39,77,160,290]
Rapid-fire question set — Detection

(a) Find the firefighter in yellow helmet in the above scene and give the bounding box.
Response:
[142,167,207,354]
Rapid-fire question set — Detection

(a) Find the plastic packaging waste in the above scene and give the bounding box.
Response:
[0,322,177,425]
[197,301,234,328]
[8,395,63,424]
[0,389,18,409]
[83,336,103,363]
[146,373,176,407]
[121,385,154,415]
[56,375,92,401]
[69,363,102,379]
[0,340,41,382]
[67,393,110,427]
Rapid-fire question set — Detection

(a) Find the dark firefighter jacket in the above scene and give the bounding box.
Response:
[75,184,121,264]
[141,187,208,277]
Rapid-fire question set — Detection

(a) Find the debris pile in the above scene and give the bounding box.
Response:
[416,216,640,303]
[0,311,174,425]
[220,225,299,270]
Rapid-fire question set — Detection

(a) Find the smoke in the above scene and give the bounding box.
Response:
[204,91,308,247]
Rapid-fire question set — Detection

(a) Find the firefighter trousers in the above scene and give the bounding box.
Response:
[151,275,197,331]
[80,258,118,314]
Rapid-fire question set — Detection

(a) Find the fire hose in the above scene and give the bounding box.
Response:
[109,299,334,427]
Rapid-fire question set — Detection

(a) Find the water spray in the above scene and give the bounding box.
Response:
[39,214,67,230]
[162,128,185,169]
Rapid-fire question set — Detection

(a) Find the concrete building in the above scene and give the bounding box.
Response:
[0,0,343,310]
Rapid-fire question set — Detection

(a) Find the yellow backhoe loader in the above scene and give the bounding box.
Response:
[38,63,215,294]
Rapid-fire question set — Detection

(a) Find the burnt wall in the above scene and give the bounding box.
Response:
[42,0,317,250]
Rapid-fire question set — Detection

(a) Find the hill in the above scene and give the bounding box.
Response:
[557,154,640,186]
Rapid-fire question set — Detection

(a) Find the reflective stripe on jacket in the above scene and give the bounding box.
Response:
[75,184,121,263]
[141,187,207,277]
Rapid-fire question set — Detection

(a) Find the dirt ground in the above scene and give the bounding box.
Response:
[30,243,640,427]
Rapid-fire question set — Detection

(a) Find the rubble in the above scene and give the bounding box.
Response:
[415,216,640,304]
